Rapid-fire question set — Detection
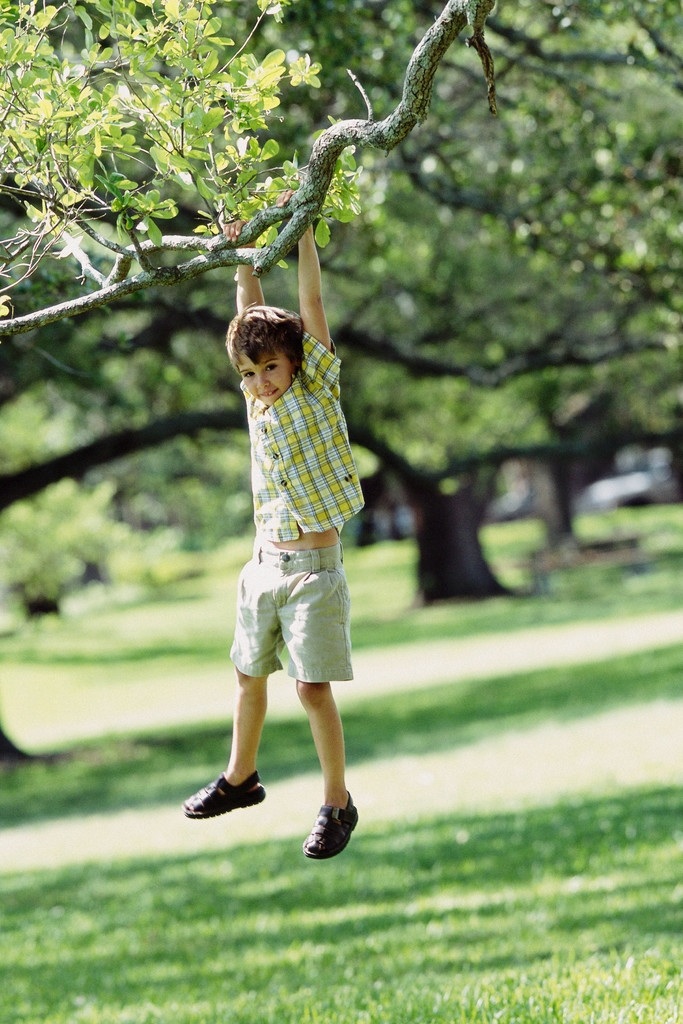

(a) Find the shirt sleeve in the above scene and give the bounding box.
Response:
[300,332,341,399]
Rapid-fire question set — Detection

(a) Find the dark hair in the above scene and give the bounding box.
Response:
[226,305,304,370]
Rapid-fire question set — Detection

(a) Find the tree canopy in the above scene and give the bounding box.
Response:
[0,0,496,332]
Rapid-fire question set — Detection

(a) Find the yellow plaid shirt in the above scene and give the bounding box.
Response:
[242,333,365,542]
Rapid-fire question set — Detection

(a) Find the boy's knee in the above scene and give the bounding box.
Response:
[296,679,331,705]
[236,670,268,689]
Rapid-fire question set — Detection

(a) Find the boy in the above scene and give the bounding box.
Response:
[183,197,364,859]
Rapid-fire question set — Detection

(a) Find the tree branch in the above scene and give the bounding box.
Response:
[489,15,682,93]
[351,422,683,490]
[336,324,670,388]
[254,0,497,275]
[0,0,496,337]
[3,400,682,516]
[0,408,245,512]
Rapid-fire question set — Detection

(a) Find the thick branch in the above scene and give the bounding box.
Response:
[0,0,496,337]
[2,404,681,517]
[336,324,670,388]
[0,408,244,512]
[352,423,683,490]
[254,0,496,274]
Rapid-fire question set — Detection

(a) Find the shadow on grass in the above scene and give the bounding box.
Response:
[2,786,682,1024]
[2,643,682,827]
[1,639,229,667]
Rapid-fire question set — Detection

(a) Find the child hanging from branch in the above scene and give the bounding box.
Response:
[183,192,364,859]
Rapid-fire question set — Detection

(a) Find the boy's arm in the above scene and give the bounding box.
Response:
[275,189,331,349]
[223,220,265,312]
[235,262,265,313]
[297,225,332,351]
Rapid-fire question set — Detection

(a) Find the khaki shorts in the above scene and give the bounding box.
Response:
[230,543,353,682]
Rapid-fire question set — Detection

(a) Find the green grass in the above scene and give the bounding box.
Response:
[2,787,683,1023]
[2,505,683,1022]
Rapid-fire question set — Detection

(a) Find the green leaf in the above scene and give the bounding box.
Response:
[149,145,171,172]
[314,219,331,248]
[201,108,225,132]
[33,5,59,30]
[163,0,181,20]
[142,217,163,246]
[74,6,93,30]
[195,175,215,202]
[262,49,286,69]
[261,139,279,161]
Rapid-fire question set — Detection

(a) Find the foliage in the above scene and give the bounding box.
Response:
[0,0,325,274]
[94,430,254,548]
[323,0,683,477]
[0,476,129,613]
[0,394,139,614]
[0,0,494,326]
[0,387,80,469]
[0,429,252,615]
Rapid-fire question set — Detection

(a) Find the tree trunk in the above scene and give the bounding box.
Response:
[531,460,576,549]
[0,722,30,764]
[412,481,510,603]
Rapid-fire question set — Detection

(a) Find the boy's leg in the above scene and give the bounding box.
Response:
[226,670,269,785]
[296,680,348,807]
[297,680,358,859]
[182,670,267,818]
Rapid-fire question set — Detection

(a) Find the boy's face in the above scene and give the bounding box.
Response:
[236,351,298,407]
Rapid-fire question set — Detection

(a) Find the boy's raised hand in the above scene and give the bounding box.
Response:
[277,188,296,210]
[224,189,295,244]
[223,219,248,244]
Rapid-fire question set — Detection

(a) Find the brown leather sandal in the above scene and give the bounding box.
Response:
[303,793,358,859]
[183,771,265,819]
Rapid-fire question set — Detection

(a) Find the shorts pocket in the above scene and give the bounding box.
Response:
[290,567,350,627]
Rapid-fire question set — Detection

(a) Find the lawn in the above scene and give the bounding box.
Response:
[2,786,682,1023]
[1,505,683,1023]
